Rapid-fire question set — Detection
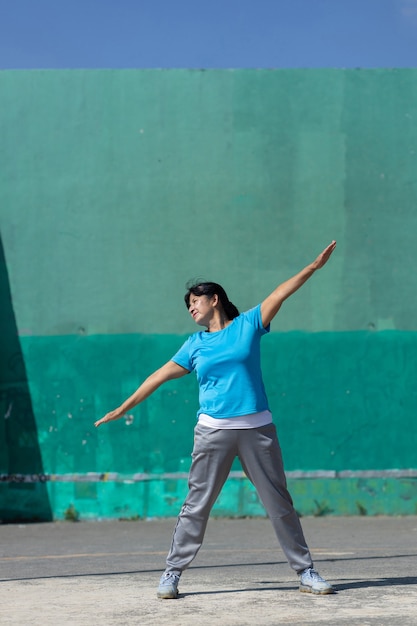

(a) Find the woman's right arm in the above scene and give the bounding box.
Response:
[94,360,189,427]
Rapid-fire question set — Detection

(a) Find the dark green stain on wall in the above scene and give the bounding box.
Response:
[1,69,417,519]
[0,236,52,522]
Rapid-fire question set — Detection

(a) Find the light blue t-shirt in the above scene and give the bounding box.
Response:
[171,304,270,419]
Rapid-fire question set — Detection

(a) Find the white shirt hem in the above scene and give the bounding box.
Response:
[198,410,272,429]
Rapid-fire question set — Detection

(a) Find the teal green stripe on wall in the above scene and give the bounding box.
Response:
[18,331,417,475]
[2,329,416,521]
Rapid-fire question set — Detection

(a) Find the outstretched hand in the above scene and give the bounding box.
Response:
[313,240,336,270]
[94,409,124,428]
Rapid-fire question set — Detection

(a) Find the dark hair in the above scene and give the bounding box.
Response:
[184,281,239,320]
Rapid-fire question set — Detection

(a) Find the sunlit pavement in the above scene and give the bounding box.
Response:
[1,516,417,625]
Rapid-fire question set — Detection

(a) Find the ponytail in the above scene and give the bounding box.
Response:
[222,299,239,320]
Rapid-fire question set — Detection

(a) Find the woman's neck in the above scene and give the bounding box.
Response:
[206,312,232,333]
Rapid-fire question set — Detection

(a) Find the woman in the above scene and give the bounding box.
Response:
[95,240,337,598]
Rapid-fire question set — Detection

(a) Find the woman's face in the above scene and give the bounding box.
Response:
[188,293,217,327]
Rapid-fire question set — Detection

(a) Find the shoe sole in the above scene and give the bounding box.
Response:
[299,584,334,595]
[157,590,179,599]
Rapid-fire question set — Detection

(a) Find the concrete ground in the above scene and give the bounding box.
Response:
[1,516,417,626]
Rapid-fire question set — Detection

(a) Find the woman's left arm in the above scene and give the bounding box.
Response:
[260,240,337,328]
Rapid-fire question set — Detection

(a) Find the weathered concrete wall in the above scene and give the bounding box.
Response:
[1,69,417,520]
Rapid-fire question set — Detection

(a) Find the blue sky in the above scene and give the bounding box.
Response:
[1,0,417,69]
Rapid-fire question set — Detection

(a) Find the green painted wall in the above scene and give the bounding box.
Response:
[1,69,417,521]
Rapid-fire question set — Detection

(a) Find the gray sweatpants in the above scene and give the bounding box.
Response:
[165,422,313,575]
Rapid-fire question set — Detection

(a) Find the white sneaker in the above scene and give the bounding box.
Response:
[299,567,334,594]
[157,571,180,599]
